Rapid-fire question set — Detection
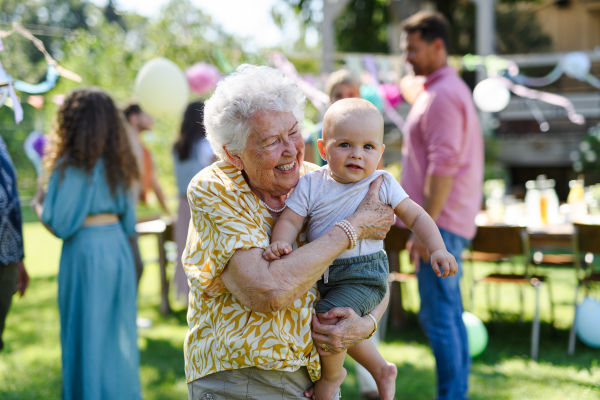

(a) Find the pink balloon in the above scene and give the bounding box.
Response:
[186,63,220,95]
[379,83,402,108]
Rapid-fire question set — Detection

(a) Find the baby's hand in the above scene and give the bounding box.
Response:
[263,241,293,261]
[430,249,458,278]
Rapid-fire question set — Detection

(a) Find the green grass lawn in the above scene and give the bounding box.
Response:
[1,214,599,399]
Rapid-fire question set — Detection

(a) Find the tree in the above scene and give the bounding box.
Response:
[276,0,551,55]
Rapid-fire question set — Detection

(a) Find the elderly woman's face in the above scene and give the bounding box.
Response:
[233,110,304,197]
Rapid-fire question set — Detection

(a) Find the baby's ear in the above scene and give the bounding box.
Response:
[317,139,327,161]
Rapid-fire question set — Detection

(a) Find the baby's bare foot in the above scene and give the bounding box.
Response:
[311,368,347,400]
[374,361,398,400]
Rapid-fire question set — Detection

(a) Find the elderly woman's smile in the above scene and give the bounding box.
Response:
[275,161,297,171]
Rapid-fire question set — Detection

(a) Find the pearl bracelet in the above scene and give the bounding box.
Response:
[365,312,378,339]
[334,219,357,249]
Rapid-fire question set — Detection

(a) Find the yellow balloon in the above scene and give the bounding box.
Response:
[134,58,189,118]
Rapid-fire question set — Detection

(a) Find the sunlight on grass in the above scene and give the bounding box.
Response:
[1,216,599,399]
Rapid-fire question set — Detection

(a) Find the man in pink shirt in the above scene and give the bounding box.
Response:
[400,11,484,400]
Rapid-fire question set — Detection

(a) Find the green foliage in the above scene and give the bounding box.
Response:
[496,6,552,54]
[572,123,600,174]
[335,0,390,53]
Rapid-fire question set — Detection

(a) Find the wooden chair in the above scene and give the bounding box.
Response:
[468,225,554,360]
[568,222,600,355]
[384,225,414,331]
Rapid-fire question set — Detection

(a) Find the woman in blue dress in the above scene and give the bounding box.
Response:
[33,87,141,400]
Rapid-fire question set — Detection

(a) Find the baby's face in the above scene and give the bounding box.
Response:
[318,116,384,184]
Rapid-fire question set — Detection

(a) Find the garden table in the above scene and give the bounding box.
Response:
[136,218,174,316]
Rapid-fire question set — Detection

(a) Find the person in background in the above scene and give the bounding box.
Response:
[0,136,29,352]
[304,69,361,165]
[123,103,170,291]
[400,11,484,400]
[124,103,171,218]
[32,87,141,399]
[172,101,215,302]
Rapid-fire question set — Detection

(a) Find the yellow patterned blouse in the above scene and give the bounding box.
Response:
[183,160,321,384]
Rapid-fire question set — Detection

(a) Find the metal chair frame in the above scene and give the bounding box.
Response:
[568,222,600,355]
[384,226,415,332]
[468,225,554,360]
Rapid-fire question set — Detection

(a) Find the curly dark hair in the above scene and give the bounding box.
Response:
[44,87,139,193]
[173,101,206,161]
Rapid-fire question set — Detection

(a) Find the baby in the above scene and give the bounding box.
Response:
[263,98,458,400]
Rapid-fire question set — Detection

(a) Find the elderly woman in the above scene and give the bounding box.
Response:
[183,64,394,400]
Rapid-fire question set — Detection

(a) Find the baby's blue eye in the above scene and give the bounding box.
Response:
[340,143,350,148]
[364,144,374,150]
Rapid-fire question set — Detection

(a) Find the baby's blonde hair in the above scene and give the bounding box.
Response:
[322,98,383,142]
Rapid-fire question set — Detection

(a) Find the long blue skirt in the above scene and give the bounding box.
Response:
[58,224,141,400]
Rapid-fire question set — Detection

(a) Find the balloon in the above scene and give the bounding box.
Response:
[379,83,402,108]
[561,52,591,80]
[186,62,220,95]
[473,78,511,113]
[360,84,383,112]
[399,75,425,105]
[462,311,488,358]
[134,58,189,118]
[575,297,600,348]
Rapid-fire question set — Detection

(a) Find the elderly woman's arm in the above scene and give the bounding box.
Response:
[220,176,394,313]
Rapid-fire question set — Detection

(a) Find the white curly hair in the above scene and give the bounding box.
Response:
[204,64,306,162]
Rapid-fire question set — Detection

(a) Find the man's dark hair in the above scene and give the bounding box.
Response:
[123,103,142,120]
[402,11,451,51]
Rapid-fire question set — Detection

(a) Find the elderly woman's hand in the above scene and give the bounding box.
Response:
[311,307,375,355]
[346,175,395,241]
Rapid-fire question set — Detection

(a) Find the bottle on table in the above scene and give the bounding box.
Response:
[568,177,587,223]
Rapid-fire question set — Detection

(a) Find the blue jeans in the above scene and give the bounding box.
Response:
[417,228,470,400]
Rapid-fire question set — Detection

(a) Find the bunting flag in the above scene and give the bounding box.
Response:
[270,52,330,115]
[0,59,23,124]
[363,54,405,130]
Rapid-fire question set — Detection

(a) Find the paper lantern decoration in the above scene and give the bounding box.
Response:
[134,58,189,118]
[575,297,600,348]
[462,311,488,358]
[186,62,220,95]
[379,83,402,108]
[360,84,383,112]
[473,78,511,113]
[561,52,591,81]
[24,131,46,175]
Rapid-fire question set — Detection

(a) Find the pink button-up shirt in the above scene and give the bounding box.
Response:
[400,66,483,240]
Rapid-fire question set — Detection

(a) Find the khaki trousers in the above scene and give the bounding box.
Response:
[188,367,340,400]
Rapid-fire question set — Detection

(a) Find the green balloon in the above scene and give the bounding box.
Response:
[462,311,488,358]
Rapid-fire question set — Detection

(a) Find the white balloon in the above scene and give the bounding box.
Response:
[561,52,591,80]
[134,58,189,118]
[576,297,600,348]
[473,78,511,113]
